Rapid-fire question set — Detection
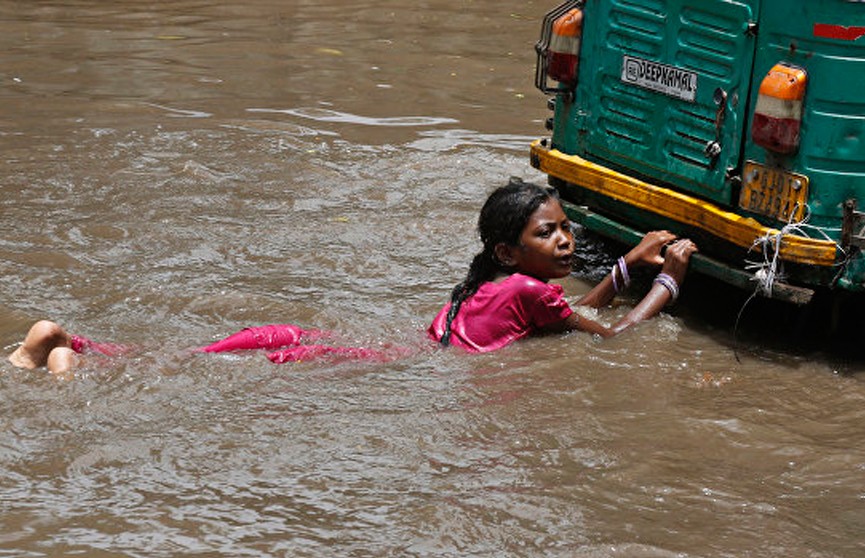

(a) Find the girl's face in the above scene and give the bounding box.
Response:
[499,199,575,280]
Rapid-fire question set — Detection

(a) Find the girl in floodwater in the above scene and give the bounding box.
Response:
[7,178,697,377]
[426,177,697,350]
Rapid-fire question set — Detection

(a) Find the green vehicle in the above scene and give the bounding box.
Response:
[531,0,865,307]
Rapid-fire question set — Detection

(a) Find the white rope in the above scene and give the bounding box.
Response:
[745,204,843,296]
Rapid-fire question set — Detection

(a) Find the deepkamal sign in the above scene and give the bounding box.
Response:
[620,55,698,102]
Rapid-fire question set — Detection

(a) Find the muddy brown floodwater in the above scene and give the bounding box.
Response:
[1,1,863,556]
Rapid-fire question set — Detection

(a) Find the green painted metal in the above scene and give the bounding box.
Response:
[561,200,815,304]
[540,0,865,297]
[746,1,865,235]
[555,0,759,204]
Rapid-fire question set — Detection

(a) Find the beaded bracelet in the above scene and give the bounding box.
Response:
[653,272,680,304]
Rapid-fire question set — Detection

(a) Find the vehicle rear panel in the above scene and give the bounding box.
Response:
[748,1,865,232]
[537,0,865,297]
[557,0,759,205]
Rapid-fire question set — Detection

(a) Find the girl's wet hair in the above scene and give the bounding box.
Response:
[440,177,560,346]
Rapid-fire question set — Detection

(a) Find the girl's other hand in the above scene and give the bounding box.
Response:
[660,238,698,284]
[625,230,677,268]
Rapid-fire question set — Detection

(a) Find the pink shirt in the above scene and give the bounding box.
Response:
[427,273,574,353]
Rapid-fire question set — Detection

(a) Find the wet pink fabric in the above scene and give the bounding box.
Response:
[70,335,128,357]
[71,324,397,365]
[198,324,390,364]
[266,344,388,363]
[427,273,573,353]
[196,324,326,353]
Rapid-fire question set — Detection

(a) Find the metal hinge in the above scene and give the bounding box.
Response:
[842,199,865,249]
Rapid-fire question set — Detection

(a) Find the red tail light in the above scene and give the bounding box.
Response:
[547,8,583,85]
[751,63,807,154]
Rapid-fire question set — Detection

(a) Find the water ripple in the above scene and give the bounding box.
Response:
[246,107,458,127]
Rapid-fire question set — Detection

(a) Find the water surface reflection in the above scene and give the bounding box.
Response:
[1,1,863,557]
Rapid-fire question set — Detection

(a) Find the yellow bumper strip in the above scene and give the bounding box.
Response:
[531,141,838,267]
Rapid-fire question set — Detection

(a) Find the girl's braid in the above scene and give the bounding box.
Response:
[440,178,558,346]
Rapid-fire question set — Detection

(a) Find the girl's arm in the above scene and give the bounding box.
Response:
[575,230,676,309]
[549,238,698,338]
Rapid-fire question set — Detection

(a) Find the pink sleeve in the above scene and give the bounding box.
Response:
[525,282,573,329]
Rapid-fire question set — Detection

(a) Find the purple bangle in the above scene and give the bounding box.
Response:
[617,256,630,288]
[611,257,631,294]
[653,272,680,304]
